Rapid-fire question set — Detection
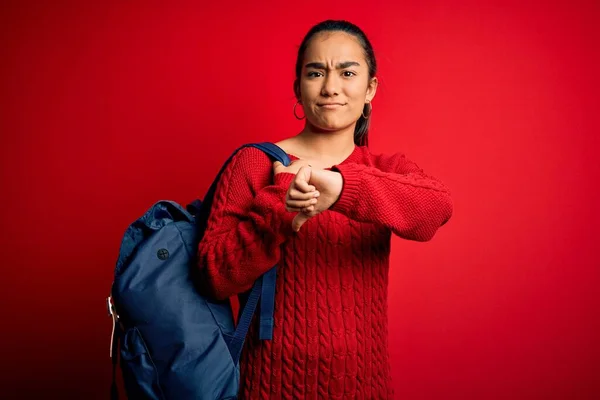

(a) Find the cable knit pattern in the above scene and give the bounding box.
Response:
[197,145,453,399]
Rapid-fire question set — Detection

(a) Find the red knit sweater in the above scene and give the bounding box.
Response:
[197,145,453,399]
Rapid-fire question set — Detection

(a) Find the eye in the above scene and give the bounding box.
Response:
[307,71,323,78]
[343,71,356,77]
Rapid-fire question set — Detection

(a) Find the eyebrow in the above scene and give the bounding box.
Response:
[304,61,361,69]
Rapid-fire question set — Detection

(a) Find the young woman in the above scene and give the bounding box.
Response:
[197,20,453,399]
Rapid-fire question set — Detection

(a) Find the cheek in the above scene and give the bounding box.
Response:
[300,80,319,101]
[347,81,369,100]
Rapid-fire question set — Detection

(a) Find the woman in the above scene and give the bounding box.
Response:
[197,19,453,399]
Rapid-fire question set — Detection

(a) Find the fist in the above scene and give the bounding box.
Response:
[274,161,343,232]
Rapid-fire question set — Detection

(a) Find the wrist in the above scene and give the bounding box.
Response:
[330,164,361,214]
[274,172,295,188]
[331,171,343,205]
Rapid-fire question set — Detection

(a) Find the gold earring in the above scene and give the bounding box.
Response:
[362,102,372,119]
[294,101,305,120]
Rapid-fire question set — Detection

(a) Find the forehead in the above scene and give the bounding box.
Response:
[303,31,365,64]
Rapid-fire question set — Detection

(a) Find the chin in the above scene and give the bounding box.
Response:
[310,118,353,132]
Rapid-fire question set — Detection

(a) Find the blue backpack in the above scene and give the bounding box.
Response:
[107,143,290,400]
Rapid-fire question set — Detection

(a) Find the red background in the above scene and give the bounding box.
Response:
[1,1,598,399]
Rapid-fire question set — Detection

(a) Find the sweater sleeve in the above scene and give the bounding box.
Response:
[330,151,453,242]
[196,147,296,300]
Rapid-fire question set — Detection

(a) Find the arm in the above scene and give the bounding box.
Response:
[196,147,296,300]
[330,152,453,241]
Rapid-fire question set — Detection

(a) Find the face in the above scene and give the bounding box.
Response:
[297,31,377,132]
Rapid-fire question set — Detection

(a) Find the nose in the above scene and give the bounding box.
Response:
[320,73,339,97]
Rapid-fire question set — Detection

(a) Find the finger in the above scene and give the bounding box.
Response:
[288,188,319,201]
[292,179,316,194]
[273,161,284,174]
[285,206,315,214]
[286,198,317,210]
[286,206,314,213]
[292,212,311,232]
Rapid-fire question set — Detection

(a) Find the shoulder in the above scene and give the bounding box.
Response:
[217,146,275,191]
[351,145,405,164]
[354,146,422,173]
[226,146,275,171]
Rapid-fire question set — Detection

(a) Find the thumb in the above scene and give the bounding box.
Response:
[292,212,311,232]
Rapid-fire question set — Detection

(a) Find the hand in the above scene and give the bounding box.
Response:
[274,161,343,232]
[273,159,314,178]
[273,159,319,217]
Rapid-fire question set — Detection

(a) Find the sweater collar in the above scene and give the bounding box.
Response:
[287,145,363,169]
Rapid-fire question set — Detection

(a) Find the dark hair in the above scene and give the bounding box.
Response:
[294,20,377,146]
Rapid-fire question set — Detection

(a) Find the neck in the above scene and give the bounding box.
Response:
[296,123,356,158]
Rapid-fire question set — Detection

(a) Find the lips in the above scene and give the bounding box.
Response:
[318,103,345,109]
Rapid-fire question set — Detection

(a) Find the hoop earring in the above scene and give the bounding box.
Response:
[362,102,372,119]
[294,101,305,120]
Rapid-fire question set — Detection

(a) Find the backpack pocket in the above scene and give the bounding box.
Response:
[120,327,166,400]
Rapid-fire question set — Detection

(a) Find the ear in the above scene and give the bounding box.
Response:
[366,76,378,103]
[293,79,301,101]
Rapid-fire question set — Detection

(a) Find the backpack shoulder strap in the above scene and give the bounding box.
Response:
[226,142,290,363]
[193,142,289,233]
[249,142,291,166]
